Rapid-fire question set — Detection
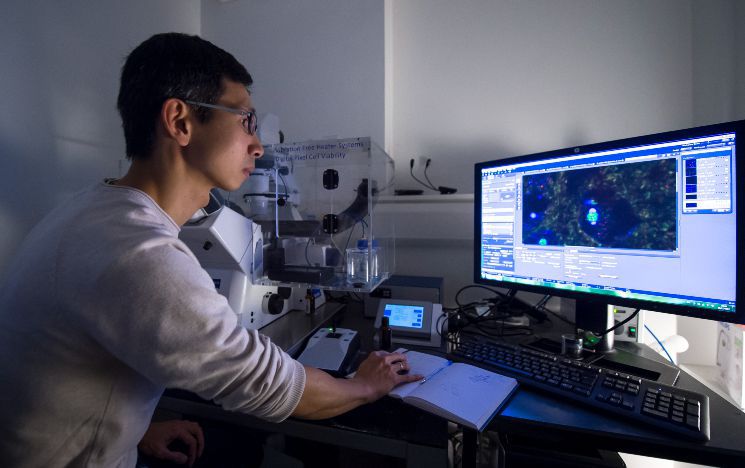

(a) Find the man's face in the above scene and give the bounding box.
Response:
[184,79,264,192]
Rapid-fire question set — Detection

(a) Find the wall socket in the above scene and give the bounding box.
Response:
[610,305,645,342]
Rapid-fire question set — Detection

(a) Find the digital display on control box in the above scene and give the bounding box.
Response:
[383,303,424,329]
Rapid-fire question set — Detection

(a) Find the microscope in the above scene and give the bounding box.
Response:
[180,136,396,331]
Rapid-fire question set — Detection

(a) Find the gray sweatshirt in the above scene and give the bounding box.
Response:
[0,181,306,467]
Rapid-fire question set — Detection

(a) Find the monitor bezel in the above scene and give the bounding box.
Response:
[474,120,744,325]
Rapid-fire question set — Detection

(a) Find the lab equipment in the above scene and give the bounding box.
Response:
[379,316,392,351]
[180,206,302,330]
[297,327,360,376]
[561,333,583,358]
[181,137,395,330]
[364,275,443,318]
[224,137,396,293]
[346,238,381,286]
[373,299,444,348]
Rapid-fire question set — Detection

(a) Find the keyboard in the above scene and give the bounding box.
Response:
[449,334,710,441]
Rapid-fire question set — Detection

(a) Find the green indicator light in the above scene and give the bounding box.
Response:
[584,333,600,346]
[629,327,636,332]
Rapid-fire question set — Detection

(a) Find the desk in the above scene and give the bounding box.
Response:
[341,308,745,466]
[476,339,745,467]
[158,303,745,467]
[489,362,745,466]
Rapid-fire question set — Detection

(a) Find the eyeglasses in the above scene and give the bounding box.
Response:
[184,100,258,135]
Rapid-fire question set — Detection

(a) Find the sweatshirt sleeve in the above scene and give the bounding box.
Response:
[68,236,306,422]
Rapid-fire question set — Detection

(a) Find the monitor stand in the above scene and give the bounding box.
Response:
[529,299,680,386]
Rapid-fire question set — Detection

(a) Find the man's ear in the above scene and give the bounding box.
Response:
[160,98,192,146]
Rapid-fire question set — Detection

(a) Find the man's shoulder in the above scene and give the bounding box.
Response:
[55,183,191,269]
[78,182,179,234]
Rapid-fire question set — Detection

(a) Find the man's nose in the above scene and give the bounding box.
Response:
[249,136,264,159]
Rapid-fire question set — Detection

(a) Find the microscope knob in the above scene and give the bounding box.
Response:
[263,292,285,315]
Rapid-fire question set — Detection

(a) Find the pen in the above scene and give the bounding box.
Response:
[419,360,451,384]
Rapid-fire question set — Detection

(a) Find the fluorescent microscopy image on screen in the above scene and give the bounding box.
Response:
[521,158,677,250]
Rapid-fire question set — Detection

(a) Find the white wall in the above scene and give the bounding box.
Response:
[388,0,736,195]
[691,0,738,126]
[200,0,385,146]
[0,0,201,278]
[738,1,745,116]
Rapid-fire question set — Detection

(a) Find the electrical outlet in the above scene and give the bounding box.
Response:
[610,305,645,342]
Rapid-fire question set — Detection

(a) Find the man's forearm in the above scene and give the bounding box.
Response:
[292,366,374,419]
[291,351,422,420]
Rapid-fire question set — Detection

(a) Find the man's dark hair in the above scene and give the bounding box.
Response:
[117,33,253,159]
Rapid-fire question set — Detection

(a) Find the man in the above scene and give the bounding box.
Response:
[0,32,420,467]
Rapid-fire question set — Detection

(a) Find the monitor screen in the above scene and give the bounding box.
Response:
[474,120,743,324]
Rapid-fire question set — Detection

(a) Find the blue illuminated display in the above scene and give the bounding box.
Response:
[383,304,424,329]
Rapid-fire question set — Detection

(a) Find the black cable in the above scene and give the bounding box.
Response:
[423,158,437,190]
[276,171,290,201]
[325,291,361,304]
[475,320,533,337]
[529,295,572,325]
[534,294,551,309]
[409,158,438,191]
[343,218,362,259]
[458,326,532,341]
[412,157,457,194]
[453,284,549,324]
[446,302,533,339]
[590,308,640,337]
[304,238,313,266]
[454,284,510,307]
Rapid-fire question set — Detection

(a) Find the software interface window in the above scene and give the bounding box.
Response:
[479,133,736,313]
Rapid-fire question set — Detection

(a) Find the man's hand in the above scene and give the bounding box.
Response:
[293,351,423,419]
[138,420,205,467]
[351,350,424,402]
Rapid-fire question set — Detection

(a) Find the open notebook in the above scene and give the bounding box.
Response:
[389,349,519,431]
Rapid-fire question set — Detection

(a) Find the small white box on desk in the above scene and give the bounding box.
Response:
[716,322,745,409]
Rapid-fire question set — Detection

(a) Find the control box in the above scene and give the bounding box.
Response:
[364,275,443,318]
[610,305,645,343]
[373,299,444,348]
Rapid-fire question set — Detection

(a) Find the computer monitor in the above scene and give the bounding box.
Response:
[474,120,743,359]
